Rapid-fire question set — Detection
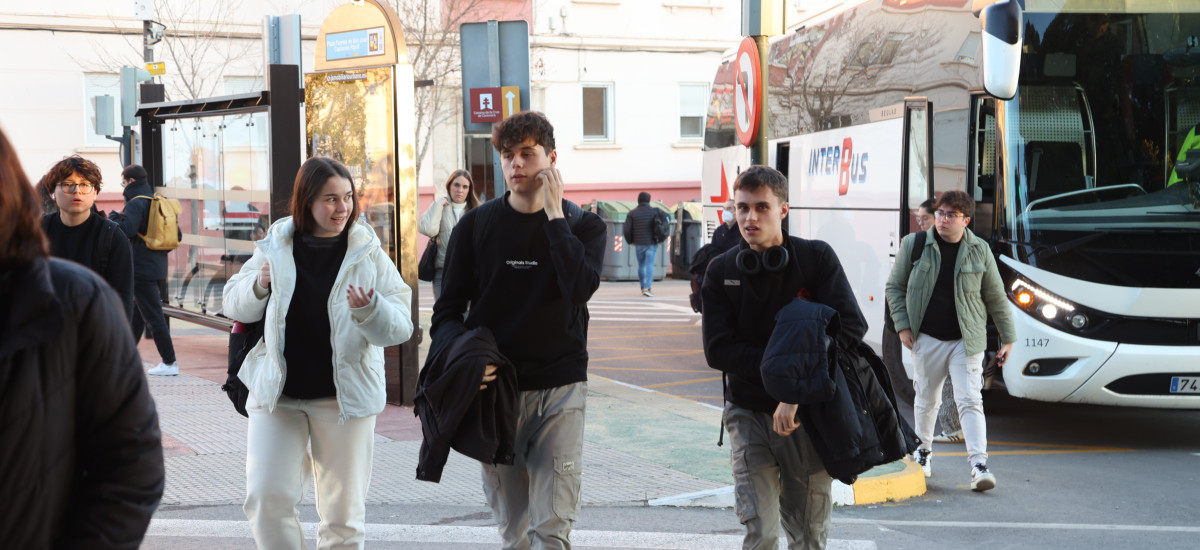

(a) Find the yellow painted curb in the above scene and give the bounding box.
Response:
[851,459,927,505]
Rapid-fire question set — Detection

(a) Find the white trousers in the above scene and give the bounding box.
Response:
[911,333,989,466]
[244,394,376,550]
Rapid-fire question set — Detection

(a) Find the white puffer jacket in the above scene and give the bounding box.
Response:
[222,217,413,421]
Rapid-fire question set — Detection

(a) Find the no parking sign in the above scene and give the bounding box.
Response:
[733,37,761,147]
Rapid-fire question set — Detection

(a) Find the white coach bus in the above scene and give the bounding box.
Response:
[701,0,1200,408]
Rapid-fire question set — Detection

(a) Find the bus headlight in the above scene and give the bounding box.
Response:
[1009,278,1089,331]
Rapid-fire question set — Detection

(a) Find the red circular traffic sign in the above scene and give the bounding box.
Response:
[734,37,761,147]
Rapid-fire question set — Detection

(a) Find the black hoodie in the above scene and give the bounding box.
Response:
[431,194,607,391]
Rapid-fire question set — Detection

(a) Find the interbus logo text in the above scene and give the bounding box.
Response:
[808,137,869,195]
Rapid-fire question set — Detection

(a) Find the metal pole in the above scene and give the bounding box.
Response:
[487,20,505,199]
[143,20,154,63]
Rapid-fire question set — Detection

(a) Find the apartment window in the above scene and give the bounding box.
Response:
[83,73,121,147]
[582,84,614,141]
[679,83,707,140]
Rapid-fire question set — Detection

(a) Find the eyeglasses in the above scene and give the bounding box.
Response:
[58,182,96,194]
[934,210,965,220]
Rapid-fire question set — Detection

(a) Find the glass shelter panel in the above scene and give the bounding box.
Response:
[161,111,272,315]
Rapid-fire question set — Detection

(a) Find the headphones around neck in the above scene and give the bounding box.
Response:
[736,245,790,275]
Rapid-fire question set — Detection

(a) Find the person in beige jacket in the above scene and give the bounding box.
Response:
[419,169,480,298]
[223,157,413,549]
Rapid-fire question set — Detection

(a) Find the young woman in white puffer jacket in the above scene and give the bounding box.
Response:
[223,156,413,549]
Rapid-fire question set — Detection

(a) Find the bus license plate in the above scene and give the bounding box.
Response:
[1169,377,1200,394]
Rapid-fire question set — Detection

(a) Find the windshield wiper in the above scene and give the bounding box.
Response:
[999,231,1110,260]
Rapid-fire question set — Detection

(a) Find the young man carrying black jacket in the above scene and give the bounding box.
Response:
[431,111,606,550]
[701,165,867,550]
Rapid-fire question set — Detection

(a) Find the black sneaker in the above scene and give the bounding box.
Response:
[971,463,996,492]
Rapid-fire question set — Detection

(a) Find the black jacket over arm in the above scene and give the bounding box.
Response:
[701,235,867,413]
[762,298,919,484]
[415,326,517,482]
[0,258,164,548]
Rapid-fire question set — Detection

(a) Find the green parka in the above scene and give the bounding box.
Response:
[885,228,1016,356]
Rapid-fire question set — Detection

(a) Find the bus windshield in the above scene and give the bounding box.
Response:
[1002,10,1200,289]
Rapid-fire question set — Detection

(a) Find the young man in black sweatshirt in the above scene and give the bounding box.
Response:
[430,111,606,550]
[701,165,866,550]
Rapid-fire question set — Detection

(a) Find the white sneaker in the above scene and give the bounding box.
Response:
[914,448,932,478]
[932,429,964,443]
[971,463,996,492]
[148,362,179,376]
[643,289,654,297]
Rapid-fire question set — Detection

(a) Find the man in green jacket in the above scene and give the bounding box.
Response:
[885,190,1016,492]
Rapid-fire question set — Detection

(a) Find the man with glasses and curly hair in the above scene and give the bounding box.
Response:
[885,190,1016,492]
[38,155,134,318]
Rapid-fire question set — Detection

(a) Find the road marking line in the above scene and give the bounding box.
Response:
[939,449,1133,456]
[591,366,716,373]
[591,318,695,323]
[590,351,704,363]
[590,325,697,330]
[833,518,1200,533]
[988,440,1134,451]
[145,519,876,549]
[604,378,657,393]
[591,346,698,351]
[936,440,1133,457]
[589,332,694,340]
[645,376,724,389]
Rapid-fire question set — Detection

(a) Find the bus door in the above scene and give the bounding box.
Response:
[969,95,999,241]
[901,98,934,238]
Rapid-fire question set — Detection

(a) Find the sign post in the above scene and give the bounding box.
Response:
[460,20,530,199]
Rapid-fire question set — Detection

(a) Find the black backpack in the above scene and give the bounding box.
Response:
[882,230,927,332]
[652,209,670,244]
[223,319,261,418]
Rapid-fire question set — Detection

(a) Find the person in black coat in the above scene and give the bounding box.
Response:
[0,127,164,548]
[37,154,134,319]
[623,191,662,296]
[109,164,179,376]
[710,198,742,252]
[701,166,866,550]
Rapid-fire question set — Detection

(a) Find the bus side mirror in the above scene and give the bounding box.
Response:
[980,0,1022,100]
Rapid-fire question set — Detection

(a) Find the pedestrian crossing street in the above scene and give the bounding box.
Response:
[418,295,702,325]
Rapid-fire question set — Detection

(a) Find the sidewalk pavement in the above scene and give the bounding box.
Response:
[144,282,923,509]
